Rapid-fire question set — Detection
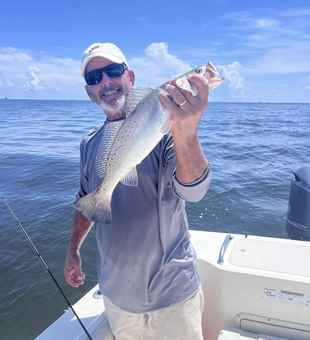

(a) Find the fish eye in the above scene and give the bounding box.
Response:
[196,68,202,74]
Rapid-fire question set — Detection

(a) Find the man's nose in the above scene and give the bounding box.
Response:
[100,72,113,87]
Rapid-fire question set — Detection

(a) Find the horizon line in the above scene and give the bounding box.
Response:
[1,98,309,105]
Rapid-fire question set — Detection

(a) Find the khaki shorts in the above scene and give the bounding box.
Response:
[103,284,204,340]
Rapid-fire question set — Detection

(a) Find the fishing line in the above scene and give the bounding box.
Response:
[0,193,93,340]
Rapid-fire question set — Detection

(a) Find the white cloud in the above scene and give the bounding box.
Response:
[255,18,280,29]
[217,62,245,98]
[1,47,25,53]
[280,8,310,17]
[270,88,284,98]
[0,39,308,103]
[0,47,33,63]
[129,42,191,87]
[220,9,310,77]
[223,12,280,30]
[222,11,250,23]
[242,41,310,74]
[145,42,191,74]
[22,66,45,92]
[0,69,13,88]
[0,46,84,99]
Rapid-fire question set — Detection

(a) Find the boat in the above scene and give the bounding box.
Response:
[35,230,310,340]
[35,166,310,339]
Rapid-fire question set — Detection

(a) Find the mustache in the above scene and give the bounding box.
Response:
[99,84,123,97]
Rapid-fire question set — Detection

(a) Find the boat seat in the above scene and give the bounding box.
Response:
[217,327,290,340]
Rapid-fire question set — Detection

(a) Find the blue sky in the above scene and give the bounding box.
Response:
[0,0,309,102]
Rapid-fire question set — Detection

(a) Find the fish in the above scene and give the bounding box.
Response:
[74,62,224,224]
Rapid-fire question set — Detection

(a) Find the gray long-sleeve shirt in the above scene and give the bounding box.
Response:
[76,120,211,313]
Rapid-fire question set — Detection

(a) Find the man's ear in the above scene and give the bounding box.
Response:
[85,85,96,103]
[128,70,135,89]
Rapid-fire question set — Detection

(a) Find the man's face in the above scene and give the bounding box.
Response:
[84,57,135,120]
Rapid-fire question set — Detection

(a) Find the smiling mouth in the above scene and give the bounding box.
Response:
[103,89,120,96]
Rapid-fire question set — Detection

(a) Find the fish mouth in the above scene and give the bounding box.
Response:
[204,62,219,79]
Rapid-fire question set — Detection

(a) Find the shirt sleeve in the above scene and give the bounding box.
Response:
[163,134,212,202]
[172,164,211,202]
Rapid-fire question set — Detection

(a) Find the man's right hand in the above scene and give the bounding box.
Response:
[64,251,85,288]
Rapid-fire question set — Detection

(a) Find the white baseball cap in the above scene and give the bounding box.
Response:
[81,43,129,77]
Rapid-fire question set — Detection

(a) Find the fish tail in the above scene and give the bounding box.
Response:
[74,191,112,224]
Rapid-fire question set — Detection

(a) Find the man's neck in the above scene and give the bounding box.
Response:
[105,109,126,121]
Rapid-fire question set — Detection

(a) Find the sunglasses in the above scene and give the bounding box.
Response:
[85,63,128,86]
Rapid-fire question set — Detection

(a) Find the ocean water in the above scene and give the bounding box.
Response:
[0,99,309,339]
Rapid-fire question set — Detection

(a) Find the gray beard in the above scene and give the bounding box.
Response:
[99,79,131,117]
[99,93,126,117]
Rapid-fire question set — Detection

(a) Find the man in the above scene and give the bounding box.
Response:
[64,42,211,340]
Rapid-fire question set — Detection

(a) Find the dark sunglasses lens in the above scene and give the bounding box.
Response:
[105,64,125,78]
[85,64,127,85]
[85,70,102,86]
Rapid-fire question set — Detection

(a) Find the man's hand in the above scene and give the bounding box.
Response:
[159,74,209,139]
[159,74,209,184]
[64,210,93,288]
[64,251,85,288]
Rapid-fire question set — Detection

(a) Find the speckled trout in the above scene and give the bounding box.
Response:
[74,62,224,224]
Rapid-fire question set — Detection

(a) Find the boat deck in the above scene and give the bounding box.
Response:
[36,231,310,340]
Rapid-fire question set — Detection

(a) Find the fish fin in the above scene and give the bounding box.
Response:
[125,87,154,117]
[120,167,139,186]
[160,119,172,134]
[96,120,125,179]
[74,191,112,224]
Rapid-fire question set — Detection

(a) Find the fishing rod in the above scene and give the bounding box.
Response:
[0,193,93,340]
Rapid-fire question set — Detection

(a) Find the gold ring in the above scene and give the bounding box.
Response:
[179,99,187,107]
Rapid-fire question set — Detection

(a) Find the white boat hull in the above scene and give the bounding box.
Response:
[36,231,310,340]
